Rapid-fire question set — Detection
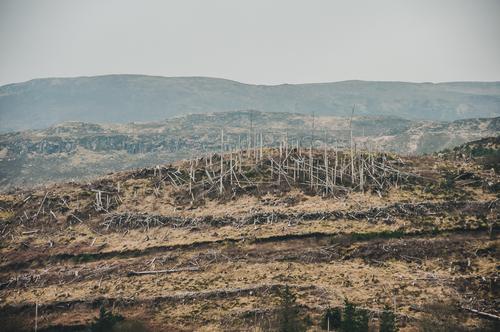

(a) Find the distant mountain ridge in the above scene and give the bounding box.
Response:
[1,75,499,132]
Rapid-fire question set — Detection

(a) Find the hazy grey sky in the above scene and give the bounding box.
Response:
[0,0,499,86]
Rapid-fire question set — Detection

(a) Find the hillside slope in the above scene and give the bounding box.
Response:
[0,143,498,331]
[1,75,499,131]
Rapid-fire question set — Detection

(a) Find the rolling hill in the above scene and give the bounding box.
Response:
[0,140,498,331]
[1,75,499,132]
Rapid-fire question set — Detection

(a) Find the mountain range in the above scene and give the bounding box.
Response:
[1,75,499,132]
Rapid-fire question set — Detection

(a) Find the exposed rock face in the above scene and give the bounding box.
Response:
[0,111,498,191]
[5,135,180,155]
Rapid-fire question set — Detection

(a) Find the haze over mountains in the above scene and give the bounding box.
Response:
[1,75,500,132]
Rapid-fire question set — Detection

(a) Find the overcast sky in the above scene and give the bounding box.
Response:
[0,0,499,86]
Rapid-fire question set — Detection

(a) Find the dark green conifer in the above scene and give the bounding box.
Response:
[380,305,398,332]
[277,285,305,332]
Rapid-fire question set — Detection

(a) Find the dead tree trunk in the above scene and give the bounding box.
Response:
[220,129,224,194]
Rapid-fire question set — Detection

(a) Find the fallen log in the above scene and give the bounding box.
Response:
[462,307,500,321]
[128,266,200,276]
[21,230,39,235]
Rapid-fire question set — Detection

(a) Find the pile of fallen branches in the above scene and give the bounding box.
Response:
[101,200,498,231]
[4,178,125,229]
[131,144,431,205]
[101,212,198,230]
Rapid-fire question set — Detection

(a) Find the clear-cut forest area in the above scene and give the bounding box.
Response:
[1,136,498,331]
